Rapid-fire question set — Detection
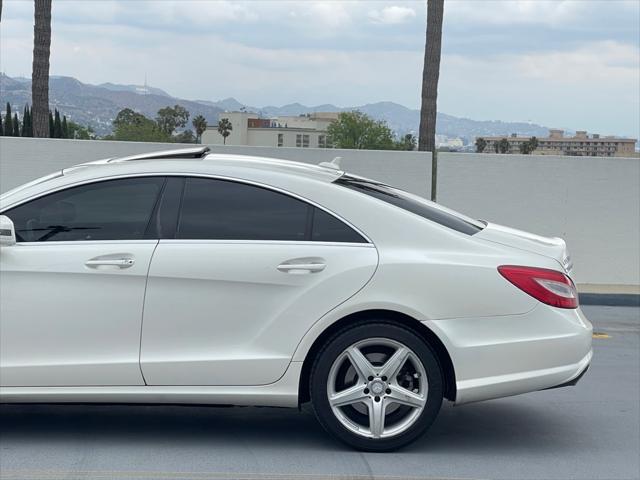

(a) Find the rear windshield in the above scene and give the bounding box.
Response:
[335,175,485,236]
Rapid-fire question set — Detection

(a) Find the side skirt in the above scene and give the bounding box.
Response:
[0,362,302,408]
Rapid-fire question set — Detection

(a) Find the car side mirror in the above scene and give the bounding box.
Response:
[0,215,17,247]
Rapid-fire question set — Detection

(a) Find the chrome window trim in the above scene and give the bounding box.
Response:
[158,239,375,248]
[10,240,159,247]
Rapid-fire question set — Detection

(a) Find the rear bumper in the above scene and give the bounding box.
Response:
[454,348,592,404]
[544,361,590,390]
[427,304,593,405]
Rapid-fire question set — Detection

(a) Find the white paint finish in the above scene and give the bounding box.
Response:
[141,241,377,385]
[0,241,157,386]
[430,304,592,404]
[0,362,303,408]
[0,150,596,412]
[455,350,593,405]
[0,215,16,246]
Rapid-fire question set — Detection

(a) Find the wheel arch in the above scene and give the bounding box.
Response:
[298,309,457,405]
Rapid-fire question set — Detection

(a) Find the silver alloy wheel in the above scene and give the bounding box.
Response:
[327,337,428,439]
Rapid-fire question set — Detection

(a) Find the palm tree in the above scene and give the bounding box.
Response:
[192,115,207,144]
[498,138,510,154]
[418,0,444,201]
[217,118,233,145]
[31,0,52,138]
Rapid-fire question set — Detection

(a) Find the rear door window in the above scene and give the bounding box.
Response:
[176,177,367,243]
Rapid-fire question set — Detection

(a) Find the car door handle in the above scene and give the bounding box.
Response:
[85,256,135,268]
[277,262,326,274]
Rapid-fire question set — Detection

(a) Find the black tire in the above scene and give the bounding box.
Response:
[310,321,443,451]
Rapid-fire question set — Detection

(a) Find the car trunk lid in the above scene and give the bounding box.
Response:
[475,222,572,274]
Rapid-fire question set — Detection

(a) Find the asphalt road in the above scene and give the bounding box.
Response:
[1,305,638,480]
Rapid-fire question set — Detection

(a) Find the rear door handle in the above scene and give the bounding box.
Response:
[85,256,135,269]
[277,262,326,274]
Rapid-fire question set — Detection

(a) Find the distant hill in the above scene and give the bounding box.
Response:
[1,73,551,140]
[97,82,172,98]
[0,74,224,135]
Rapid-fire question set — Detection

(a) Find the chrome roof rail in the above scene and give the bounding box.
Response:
[107,146,211,163]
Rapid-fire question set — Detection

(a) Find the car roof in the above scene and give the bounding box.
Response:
[61,148,345,185]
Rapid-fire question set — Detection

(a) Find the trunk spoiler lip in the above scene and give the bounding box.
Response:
[474,222,572,274]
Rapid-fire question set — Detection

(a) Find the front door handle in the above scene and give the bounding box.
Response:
[277,262,326,274]
[85,256,135,269]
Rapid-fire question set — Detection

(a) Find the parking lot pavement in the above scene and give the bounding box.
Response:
[1,305,638,480]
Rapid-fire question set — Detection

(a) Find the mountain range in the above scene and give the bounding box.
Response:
[1,73,552,141]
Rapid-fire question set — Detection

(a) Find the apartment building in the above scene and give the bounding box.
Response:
[202,111,338,148]
[482,130,637,157]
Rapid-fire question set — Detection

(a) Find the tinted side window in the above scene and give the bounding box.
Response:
[7,177,165,242]
[335,176,484,236]
[177,178,309,241]
[312,208,366,243]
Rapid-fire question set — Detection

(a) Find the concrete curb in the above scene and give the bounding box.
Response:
[579,293,640,307]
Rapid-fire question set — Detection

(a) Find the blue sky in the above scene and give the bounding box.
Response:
[1,0,638,137]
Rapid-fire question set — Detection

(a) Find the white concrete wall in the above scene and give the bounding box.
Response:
[1,137,638,287]
[0,137,431,198]
[437,152,640,288]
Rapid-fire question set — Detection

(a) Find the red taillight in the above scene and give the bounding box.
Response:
[498,265,578,309]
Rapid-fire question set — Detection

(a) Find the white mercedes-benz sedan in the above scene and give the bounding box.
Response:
[0,147,592,451]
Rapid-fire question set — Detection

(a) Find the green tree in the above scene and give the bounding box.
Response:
[62,115,68,138]
[21,106,28,137]
[395,133,417,151]
[0,111,3,136]
[111,108,171,142]
[174,129,196,144]
[32,0,52,137]
[326,111,395,150]
[48,110,54,138]
[217,117,233,145]
[21,105,32,137]
[192,115,207,144]
[67,120,95,140]
[475,137,487,153]
[4,103,13,136]
[12,113,20,136]
[28,105,33,136]
[156,105,190,136]
[518,136,539,155]
[53,109,62,138]
[498,137,510,154]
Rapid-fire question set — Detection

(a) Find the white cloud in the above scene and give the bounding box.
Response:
[445,0,639,28]
[514,41,639,84]
[1,0,638,137]
[438,41,640,136]
[306,2,352,29]
[368,6,416,25]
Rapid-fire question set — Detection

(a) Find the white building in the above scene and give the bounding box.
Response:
[202,111,338,148]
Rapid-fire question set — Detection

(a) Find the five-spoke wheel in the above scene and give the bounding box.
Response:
[310,322,443,451]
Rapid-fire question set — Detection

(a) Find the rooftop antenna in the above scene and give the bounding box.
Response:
[318,156,342,171]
